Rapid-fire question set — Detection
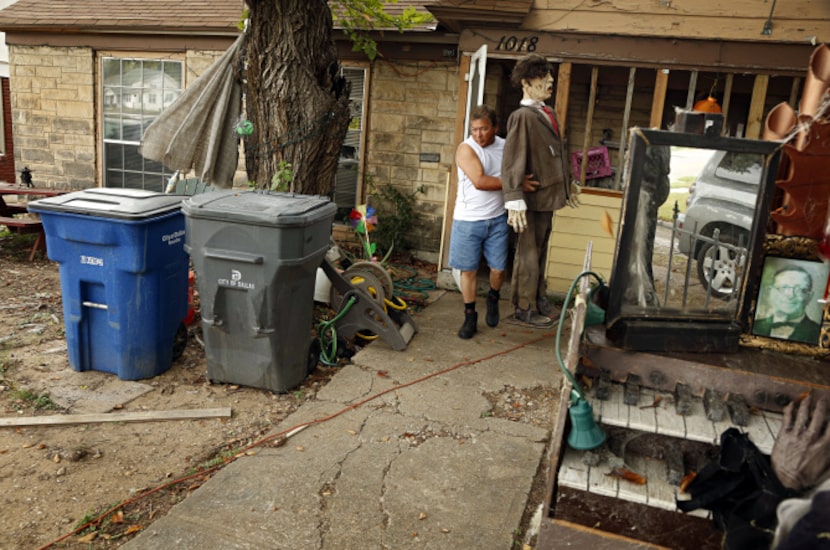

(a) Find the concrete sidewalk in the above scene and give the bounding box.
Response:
[125,290,565,549]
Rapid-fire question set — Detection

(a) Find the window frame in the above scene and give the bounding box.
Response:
[334,63,369,220]
[97,51,185,191]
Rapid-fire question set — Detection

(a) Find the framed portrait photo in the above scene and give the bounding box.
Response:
[743,235,830,356]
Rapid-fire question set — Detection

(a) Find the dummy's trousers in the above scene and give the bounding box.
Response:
[511,210,554,310]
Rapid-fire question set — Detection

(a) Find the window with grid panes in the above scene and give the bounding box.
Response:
[101,56,182,191]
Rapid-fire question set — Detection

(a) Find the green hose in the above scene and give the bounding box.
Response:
[317,296,357,366]
[555,270,605,405]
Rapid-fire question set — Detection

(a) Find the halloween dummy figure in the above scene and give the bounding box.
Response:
[502,54,580,327]
[623,142,671,307]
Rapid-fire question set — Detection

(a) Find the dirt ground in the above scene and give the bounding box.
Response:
[0,232,555,549]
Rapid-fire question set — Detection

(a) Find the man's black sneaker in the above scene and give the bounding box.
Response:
[458,311,478,339]
[485,296,500,327]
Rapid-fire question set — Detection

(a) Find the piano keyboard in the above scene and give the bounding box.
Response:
[557,383,784,516]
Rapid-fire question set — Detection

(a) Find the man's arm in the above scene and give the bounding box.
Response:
[456,143,501,191]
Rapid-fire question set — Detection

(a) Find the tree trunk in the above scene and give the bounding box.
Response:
[244,0,351,195]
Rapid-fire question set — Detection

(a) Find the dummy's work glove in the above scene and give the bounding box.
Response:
[566,181,581,208]
[771,393,830,491]
[505,199,527,233]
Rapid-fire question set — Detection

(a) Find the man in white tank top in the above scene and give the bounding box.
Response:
[450,105,537,338]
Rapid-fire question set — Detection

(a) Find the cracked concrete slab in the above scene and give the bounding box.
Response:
[125,291,562,550]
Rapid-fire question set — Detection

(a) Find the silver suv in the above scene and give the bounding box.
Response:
[676,150,764,299]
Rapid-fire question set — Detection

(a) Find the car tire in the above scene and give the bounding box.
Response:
[696,232,748,300]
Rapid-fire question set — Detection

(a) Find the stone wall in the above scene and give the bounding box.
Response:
[8,45,95,190]
[6,43,460,261]
[365,59,458,263]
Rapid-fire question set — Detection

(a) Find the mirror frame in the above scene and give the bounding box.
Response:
[741,234,830,358]
[605,128,782,353]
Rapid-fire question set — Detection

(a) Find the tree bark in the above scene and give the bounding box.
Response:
[244,0,351,195]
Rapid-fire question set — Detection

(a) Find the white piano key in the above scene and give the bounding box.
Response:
[642,455,676,511]
[687,508,712,520]
[597,381,627,429]
[627,388,658,433]
[653,391,687,439]
[743,410,775,454]
[616,454,649,504]
[763,409,783,448]
[558,446,589,491]
[711,413,734,445]
[588,460,620,499]
[683,397,719,445]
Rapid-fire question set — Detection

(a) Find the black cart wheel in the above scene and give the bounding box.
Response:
[172,322,188,361]
[308,337,321,374]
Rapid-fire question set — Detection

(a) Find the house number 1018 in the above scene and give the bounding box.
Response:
[495,35,538,52]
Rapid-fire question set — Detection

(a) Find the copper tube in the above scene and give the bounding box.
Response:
[800,44,830,118]
[763,101,797,141]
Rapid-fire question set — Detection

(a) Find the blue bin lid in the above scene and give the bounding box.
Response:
[182,190,336,227]
[28,188,184,220]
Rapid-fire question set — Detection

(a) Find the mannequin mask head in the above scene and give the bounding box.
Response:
[522,73,554,102]
[511,54,554,102]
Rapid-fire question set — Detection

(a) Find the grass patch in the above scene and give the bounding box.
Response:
[10,387,59,411]
[658,192,688,222]
[671,175,695,188]
[0,231,40,261]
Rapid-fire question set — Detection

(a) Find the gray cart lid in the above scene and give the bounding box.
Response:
[28,188,184,220]
[182,190,337,227]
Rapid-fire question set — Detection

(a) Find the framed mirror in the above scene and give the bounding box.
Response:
[605,128,782,353]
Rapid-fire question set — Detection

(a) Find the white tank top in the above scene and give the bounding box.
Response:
[454,135,505,221]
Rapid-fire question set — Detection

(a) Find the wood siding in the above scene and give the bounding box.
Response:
[547,189,623,294]
[525,0,828,43]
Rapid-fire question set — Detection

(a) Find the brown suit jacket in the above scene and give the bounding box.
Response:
[502,105,570,212]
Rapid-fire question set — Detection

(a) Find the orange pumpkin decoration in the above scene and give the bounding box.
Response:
[693,96,722,113]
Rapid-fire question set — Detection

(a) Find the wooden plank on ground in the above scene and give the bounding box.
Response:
[541,518,670,550]
[0,408,232,427]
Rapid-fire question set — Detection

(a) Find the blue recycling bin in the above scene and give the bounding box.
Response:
[28,188,189,380]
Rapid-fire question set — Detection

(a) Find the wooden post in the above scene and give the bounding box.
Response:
[649,69,669,130]
[580,66,599,185]
[721,73,734,136]
[555,62,572,135]
[746,74,770,139]
[615,67,636,189]
[440,54,472,271]
[686,70,699,110]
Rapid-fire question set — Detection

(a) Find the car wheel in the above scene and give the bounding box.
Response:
[696,233,747,299]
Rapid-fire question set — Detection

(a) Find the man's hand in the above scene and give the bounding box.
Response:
[522,174,540,193]
[505,199,528,233]
[771,393,830,491]
[566,181,581,208]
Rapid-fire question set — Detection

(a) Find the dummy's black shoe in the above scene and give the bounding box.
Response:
[514,307,555,328]
[486,294,500,328]
[458,311,478,339]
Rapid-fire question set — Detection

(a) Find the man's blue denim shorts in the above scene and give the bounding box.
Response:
[448,212,509,272]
